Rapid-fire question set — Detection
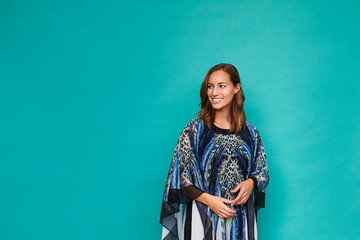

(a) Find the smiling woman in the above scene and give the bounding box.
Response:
[207,70,241,120]
[199,63,246,134]
[160,63,269,240]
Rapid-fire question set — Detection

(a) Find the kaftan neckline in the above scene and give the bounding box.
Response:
[211,123,231,134]
[211,122,246,135]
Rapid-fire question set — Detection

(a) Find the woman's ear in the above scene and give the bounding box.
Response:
[235,83,241,94]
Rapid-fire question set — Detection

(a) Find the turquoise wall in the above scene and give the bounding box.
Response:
[1,0,359,239]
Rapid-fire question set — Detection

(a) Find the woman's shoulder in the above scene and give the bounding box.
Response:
[245,121,261,138]
[176,117,203,139]
[184,116,203,129]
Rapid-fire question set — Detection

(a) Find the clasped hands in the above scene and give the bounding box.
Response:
[229,178,254,206]
[200,178,254,219]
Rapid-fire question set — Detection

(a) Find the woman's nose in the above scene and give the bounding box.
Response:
[212,87,219,95]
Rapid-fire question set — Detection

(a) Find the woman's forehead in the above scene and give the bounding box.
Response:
[208,70,231,83]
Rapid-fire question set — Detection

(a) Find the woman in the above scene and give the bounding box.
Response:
[160,63,269,240]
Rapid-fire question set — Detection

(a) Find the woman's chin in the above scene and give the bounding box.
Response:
[211,105,223,110]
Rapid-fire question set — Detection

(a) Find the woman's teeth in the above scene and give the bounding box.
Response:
[212,98,222,103]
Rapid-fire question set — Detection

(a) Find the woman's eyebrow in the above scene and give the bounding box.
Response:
[208,82,227,85]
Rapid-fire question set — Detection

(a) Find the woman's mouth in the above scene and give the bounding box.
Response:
[212,98,223,104]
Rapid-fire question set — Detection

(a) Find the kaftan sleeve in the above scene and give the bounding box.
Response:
[177,126,205,199]
[162,124,197,203]
[248,127,269,212]
[160,120,204,239]
[177,125,198,189]
[182,185,204,200]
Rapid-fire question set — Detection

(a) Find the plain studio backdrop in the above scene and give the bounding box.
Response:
[1,0,359,239]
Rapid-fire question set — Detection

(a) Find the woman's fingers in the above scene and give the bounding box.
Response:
[231,183,241,193]
[232,191,251,205]
[221,198,233,204]
[218,201,236,218]
[218,209,235,219]
[232,191,245,205]
[232,195,242,205]
[240,193,251,204]
[238,194,250,205]
[211,196,237,218]
[222,204,236,215]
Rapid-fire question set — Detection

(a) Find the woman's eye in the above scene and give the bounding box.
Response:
[207,85,213,88]
[220,85,226,88]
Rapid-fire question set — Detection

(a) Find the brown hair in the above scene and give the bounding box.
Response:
[197,63,246,133]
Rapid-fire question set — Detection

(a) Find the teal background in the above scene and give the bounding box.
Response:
[1,0,359,239]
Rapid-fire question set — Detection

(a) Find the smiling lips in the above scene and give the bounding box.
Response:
[211,98,223,104]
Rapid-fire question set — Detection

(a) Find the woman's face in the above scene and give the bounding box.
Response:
[207,70,240,112]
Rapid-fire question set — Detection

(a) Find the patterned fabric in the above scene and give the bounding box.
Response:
[160,116,269,240]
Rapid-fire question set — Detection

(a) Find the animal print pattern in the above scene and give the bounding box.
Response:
[215,134,244,201]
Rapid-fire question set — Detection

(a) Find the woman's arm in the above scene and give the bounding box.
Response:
[182,185,236,219]
[196,192,237,219]
[248,128,269,193]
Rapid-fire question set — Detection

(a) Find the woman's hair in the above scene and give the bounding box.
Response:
[197,63,247,133]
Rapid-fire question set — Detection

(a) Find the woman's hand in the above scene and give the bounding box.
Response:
[230,179,254,206]
[196,193,236,219]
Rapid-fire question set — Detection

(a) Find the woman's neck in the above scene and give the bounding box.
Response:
[214,110,232,129]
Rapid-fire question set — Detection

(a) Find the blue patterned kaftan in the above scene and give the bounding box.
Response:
[160,116,269,240]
